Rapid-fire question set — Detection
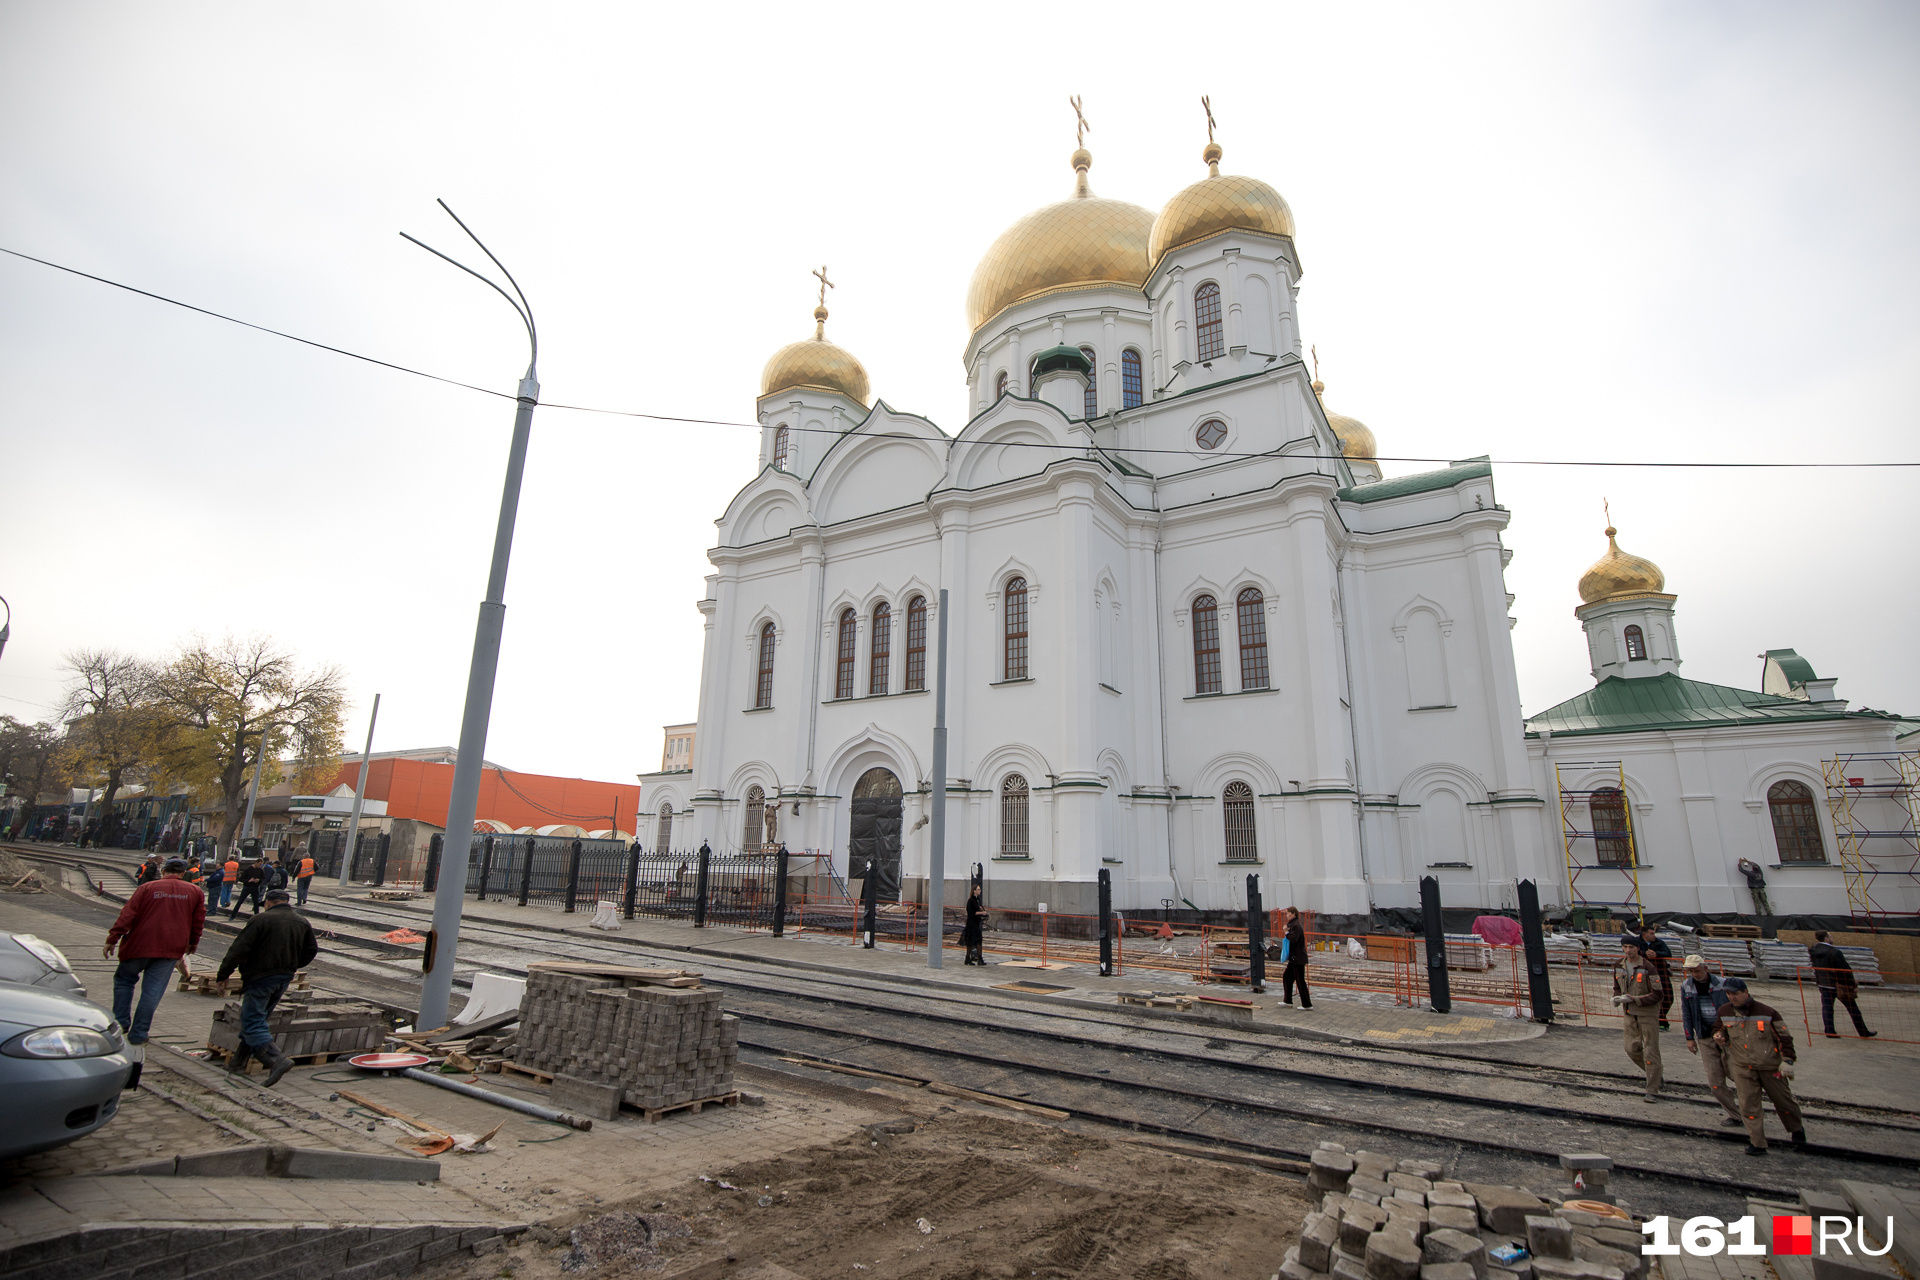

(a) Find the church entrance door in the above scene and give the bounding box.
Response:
[849,767,903,901]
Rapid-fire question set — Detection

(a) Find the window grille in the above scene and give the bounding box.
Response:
[1223,781,1258,861]
[835,609,857,700]
[1592,788,1633,865]
[755,622,776,708]
[1237,587,1270,690]
[1191,595,1221,694]
[869,601,891,696]
[904,595,927,691]
[772,425,790,470]
[1195,282,1224,362]
[1769,780,1825,862]
[995,371,1009,399]
[1195,419,1227,450]
[1003,577,1029,680]
[1081,347,1098,418]
[1624,624,1647,661]
[1121,350,1143,408]
[655,803,673,851]
[1000,774,1030,857]
[742,785,764,850]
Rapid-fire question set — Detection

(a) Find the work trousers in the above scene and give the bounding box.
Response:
[229,882,263,917]
[1283,959,1312,1008]
[296,875,313,905]
[112,956,175,1044]
[1693,1037,1743,1119]
[1819,987,1872,1036]
[238,974,292,1049]
[1623,1014,1663,1093]
[1733,1062,1804,1148]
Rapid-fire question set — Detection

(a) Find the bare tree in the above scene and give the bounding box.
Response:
[149,635,348,850]
[61,649,171,842]
[0,716,74,837]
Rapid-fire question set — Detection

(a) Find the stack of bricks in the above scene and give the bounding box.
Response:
[207,991,388,1060]
[517,968,737,1112]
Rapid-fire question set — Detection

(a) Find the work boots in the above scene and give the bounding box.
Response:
[226,1044,254,1075]
[256,1042,294,1088]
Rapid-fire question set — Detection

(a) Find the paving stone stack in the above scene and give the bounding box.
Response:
[207,991,388,1060]
[516,968,737,1114]
[1281,1143,1647,1280]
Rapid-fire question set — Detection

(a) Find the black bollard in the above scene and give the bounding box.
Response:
[477,835,494,900]
[772,845,789,937]
[372,832,391,887]
[1518,879,1554,1024]
[423,833,442,892]
[1246,873,1266,993]
[1420,875,1451,1014]
[563,839,583,913]
[693,842,711,928]
[623,841,641,920]
[1098,868,1113,977]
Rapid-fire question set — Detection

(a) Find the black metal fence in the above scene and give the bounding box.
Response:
[446,838,800,926]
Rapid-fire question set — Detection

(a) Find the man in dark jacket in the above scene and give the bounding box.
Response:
[228,858,268,919]
[133,855,162,887]
[104,857,206,1086]
[1281,907,1312,1009]
[1808,931,1876,1039]
[1637,922,1675,1029]
[215,889,318,1087]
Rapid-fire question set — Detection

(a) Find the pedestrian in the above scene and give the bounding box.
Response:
[103,856,206,1089]
[1808,931,1876,1039]
[229,857,267,919]
[294,848,317,905]
[961,883,986,965]
[133,854,161,886]
[1612,937,1664,1101]
[214,887,318,1087]
[1678,955,1746,1127]
[219,851,239,908]
[1281,906,1312,1009]
[1713,977,1806,1155]
[1636,922,1676,1028]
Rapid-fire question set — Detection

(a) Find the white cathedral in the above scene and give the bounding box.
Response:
[639,133,1916,922]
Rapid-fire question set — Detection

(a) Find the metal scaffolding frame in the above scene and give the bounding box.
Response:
[1556,760,1644,919]
[1822,751,1920,922]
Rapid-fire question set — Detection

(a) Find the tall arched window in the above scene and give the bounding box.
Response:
[995,371,1009,399]
[1194,282,1224,362]
[1222,781,1258,861]
[1592,787,1632,866]
[1191,594,1222,695]
[772,425,790,470]
[755,621,776,708]
[1121,349,1143,409]
[835,608,858,699]
[1623,624,1647,661]
[742,785,765,850]
[1769,780,1825,862]
[655,802,673,852]
[1003,577,1029,680]
[1081,347,1098,418]
[904,595,928,691]
[1000,774,1030,857]
[1237,588,1270,690]
[869,601,891,696]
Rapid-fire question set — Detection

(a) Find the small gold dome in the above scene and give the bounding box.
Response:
[965,149,1154,335]
[1313,378,1377,461]
[1149,142,1296,267]
[1578,526,1667,604]
[760,305,870,406]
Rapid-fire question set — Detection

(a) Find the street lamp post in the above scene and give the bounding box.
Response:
[407,202,539,1032]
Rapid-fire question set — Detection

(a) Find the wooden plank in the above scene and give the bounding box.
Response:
[777,1056,926,1087]
[1838,1181,1920,1279]
[337,1089,455,1140]
[525,960,697,980]
[924,1081,1069,1120]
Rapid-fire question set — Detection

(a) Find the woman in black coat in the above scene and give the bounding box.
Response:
[962,884,985,965]
[1282,907,1312,1008]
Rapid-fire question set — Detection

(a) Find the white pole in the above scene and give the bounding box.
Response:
[239,734,271,848]
[927,588,949,968]
[336,694,380,886]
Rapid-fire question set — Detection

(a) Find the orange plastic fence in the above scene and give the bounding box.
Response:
[1791,969,1919,1045]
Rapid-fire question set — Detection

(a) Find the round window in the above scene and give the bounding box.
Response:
[1195,419,1228,450]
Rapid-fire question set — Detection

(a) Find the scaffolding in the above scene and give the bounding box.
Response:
[1556,760,1643,920]
[1822,752,1920,923]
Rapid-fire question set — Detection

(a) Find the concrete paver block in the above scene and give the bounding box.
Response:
[1313,1149,1358,1191]
[1527,1216,1574,1261]
[1423,1228,1489,1280]
[1427,1206,1478,1235]
[1426,1265,1480,1280]
[1465,1185,1548,1235]
[1368,1230,1424,1280]
[1302,1213,1340,1272]
[1428,1191,1477,1212]
[1340,1203,1389,1255]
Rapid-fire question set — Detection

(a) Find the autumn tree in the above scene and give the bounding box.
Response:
[61,648,174,837]
[149,635,348,850]
[0,716,74,836]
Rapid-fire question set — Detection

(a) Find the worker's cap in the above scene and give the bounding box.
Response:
[1720,977,1748,992]
[1683,954,1707,969]
[163,858,188,872]
[265,888,292,902]
[1619,937,1641,950]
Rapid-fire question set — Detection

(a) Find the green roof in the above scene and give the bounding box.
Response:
[1763,648,1818,685]
[1031,344,1092,377]
[1526,672,1858,738]
[1338,457,1492,504]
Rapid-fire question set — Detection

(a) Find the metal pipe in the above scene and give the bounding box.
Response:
[398,1068,592,1130]
[337,694,381,886]
[927,587,948,968]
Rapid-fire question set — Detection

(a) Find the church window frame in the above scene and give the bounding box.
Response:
[995,371,1009,400]
[1591,787,1633,866]
[1121,349,1143,409]
[1000,773,1030,858]
[1081,346,1098,418]
[1195,419,1228,451]
[1768,780,1826,863]
[1003,577,1030,681]
[1194,281,1225,362]
[1623,624,1647,661]
[771,425,790,470]
[1237,587,1270,690]
[742,785,765,851]
[835,608,858,700]
[1222,781,1258,861]
[655,801,673,852]
[754,621,776,709]
[904,595,928,691]
[869,601,891,696]
[1191,594,1222,695]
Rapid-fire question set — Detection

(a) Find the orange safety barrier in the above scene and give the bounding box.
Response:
[1791,968,1919,1045]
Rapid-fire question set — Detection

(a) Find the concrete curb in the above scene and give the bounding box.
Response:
[100,1143,440,1181]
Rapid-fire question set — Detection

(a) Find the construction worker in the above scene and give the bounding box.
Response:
[228,856,268,919]
[1713,977,1806,1155]
[1612,937,1664,1101]
[1636,921,1676,1029]
[215,888,318,1087]
[294,848,318,905]
[220,851,240,909]
[1678,955,1745,1127]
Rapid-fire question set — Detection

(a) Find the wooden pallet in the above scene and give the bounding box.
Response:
[636,1091,740,1124]
[1117,991,1195,1010]
[1701,923,1762,939]
[497,1060,555,1084]
[203,1043,343,1073]
[178,971,310,996]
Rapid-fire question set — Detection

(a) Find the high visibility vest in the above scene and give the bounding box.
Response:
[224,860,239,880]
[298,857,315,878]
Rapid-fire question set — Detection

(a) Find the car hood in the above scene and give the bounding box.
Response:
[0,979,115,1037]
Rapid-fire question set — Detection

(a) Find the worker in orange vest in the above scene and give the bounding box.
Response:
[221,855,240,910]
[294,852,317,905]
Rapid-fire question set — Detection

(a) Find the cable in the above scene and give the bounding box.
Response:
[488,767,616,827]
[6,244,1917,471]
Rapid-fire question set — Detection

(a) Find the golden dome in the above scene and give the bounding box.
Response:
[1149,142,1296,266]
[965,149,1154,335]
[1578,526,1667,605]
[1313,378,1377,461]
[760,304,870,406]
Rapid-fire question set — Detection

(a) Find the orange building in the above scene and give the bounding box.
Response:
[323,747,640,838]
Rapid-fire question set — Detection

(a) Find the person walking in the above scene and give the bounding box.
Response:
[1714,977,1806,1155]
[228,857,267,919]
[293,849,317,906]
[133,854,162,887]
[1612,937,1664,1101]
[103,856,206,1088]
[219,852,239,909]
[214,888,318,1087]
[962,883,985,965]
[1678,955,1745,1126]
[1808,931,1876,1039]
[1637,922,1676,1029]
[1281,907,1312,1009]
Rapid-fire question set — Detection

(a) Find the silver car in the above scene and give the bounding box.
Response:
[0,981,132,1158]
[0,932,89,999]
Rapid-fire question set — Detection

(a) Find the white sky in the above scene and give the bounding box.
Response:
[2,3,1916,784]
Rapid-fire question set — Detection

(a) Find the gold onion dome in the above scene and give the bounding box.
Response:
[1149,141,1296,266]
[1312,378,1377,461]
[1577,525,1667,605]
[965,149,1154,334]
[760,303,870,407]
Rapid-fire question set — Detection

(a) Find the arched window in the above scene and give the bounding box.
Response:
[1194,282,1224,362]
[1222,781,1258,861]
[1121,349,1143,409]
[1191,594,1222,695]
[835,608,857,700]
[869,601,891,696]
[1000,774,1030,857]
[742,785,765,850]
[772,425,790,470]
[1237,587,1270,690]
[1081,347,1098,418]
[1769,780,1825,863]
[1624,624,1647,661]
[1592,787,1633,866]
[755,621,776,708]
[904,595,928,691]
[995,371,1009,399]
[1195,419,1228,451]
[655,802,673,852]
[1003,577,1029,680]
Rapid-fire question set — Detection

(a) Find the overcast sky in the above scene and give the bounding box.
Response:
[2,3,1916,785]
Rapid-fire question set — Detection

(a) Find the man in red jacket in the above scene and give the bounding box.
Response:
[104,857,206,1070]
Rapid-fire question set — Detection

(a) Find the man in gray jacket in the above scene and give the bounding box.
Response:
[1679,955,1745,1126]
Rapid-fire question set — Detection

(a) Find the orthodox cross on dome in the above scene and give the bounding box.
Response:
[1200,96,1222,175]
[811,264,834,338]
[813,264,834,308]
[1604,497,1616,537]
[1202,94,1217,144]
[1310,344,1325,396]
[1070,95,1089,148]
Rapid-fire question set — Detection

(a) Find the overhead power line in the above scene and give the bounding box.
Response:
[5,244,1916,471]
